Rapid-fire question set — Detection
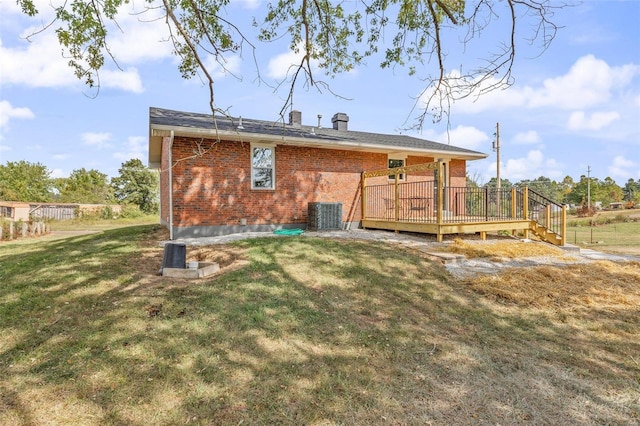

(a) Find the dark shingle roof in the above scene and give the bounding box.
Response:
[150,107,487,158]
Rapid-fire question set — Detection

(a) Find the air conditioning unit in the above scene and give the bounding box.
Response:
[307,202,343,231]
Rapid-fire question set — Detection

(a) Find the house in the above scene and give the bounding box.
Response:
[0,201,31,222]
[148,107,488,239]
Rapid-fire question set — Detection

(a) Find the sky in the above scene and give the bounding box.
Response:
[0,0,639,185]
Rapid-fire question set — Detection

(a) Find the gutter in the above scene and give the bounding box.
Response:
[169,130,175,240]
[150,125,488,161]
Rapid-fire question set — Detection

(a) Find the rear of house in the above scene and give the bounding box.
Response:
[148,107,487,239]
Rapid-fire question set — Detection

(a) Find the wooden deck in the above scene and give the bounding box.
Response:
[361,161,566,245]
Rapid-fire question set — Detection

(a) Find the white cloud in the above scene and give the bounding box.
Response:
[0,35,85,88]
[608,155,638,179]
[100,68,144,93]
[203,54,242,79]
[0,100,35,129]
[266,44,320,80]
[512,130,541,145]
[267,48,303,79]
[113,136,146,161]
[50,168,67,178]
[0,1,173,92]
[567,111,620,131]
[444,55,640,114]
[82,132,112,149]
[238,0,261,10]
[528,55,638,109]
[105,6,174,64]
[482,149,563,181]
[52,154,70,160]
[422,125,489,150]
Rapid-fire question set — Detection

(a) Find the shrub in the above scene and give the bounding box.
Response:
[101,206,115,220]
[614,214,630,223]
[119,204,144,219]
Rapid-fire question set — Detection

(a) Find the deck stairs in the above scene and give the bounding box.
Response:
[529,221,563,246]
[521,188,566,246]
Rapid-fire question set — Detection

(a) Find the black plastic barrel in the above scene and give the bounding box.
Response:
[160,243,186,272]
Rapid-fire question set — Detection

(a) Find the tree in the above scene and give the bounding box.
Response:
[484,177,513,190]
[623,179,640,203]
[0,160,52,202]
[17,0,565,128]
[516,176,562,201]
[111,159,159,214]
[558,175,575,204]
[58,168,113,204]
[600,177,623,206]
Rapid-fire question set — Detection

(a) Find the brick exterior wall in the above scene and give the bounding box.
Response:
[160,136,467,237]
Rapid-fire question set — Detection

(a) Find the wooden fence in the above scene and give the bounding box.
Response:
[0,220,50,241]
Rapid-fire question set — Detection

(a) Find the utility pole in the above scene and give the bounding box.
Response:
[587,165,591,210]
[492,123,501,189]
[493,122,501,214]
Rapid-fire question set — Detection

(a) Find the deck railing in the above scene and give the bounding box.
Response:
[361,162,566,244]
[523,187,566,238]
[449,187,517,222]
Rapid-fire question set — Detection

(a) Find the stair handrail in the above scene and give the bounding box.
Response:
[516,186,566,245]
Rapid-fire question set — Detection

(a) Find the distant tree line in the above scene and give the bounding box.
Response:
[470,175,640,208]
[0,159,159,214]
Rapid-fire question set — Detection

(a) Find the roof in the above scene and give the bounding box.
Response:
[148,107,487,167]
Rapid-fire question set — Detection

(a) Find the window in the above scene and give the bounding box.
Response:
[388,158,405,180]
[0,206,12,218]
[251,144,275,189]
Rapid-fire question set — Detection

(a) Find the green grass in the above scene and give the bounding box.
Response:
[47,214,159,231]
[566,220,640,254]
[1,225,639,425]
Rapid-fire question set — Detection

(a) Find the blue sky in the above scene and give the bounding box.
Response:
[1,0,639,185]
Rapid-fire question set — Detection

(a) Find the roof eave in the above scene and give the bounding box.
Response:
[149,124,488,163]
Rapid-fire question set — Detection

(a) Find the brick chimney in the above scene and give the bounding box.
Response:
[289,110,302,127]
[331,112,349,131]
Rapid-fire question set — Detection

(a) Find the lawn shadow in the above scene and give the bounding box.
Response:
[1,229,638,424]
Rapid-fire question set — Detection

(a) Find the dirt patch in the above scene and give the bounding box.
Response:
[122,226,249,295]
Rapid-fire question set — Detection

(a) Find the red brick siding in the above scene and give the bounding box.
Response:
[168,137,386,227]
[449,159,466,187]
[162,136,467,229]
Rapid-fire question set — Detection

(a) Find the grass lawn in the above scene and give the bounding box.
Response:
[47,215,159,232]
[565,210,640,255]
[1,225,639,425]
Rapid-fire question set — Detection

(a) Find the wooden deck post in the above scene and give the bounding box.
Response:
[436,160,444,242]
[523,187,529,239]
[560,204,566,246]
[511,187,517,236]
[394,173,400,224]
[361,172,367,223]
[545,205,551,229]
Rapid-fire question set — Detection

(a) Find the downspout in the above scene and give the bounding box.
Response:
[169,130,175,240]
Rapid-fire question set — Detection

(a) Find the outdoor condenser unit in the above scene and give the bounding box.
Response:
[307,202,343,231]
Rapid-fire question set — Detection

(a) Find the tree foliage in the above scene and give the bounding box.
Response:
[111,159,159,214]
[517,176,562,201]
[0,160,52,202]
[58,168,113,204]
[623,179,640,203]
[17,0,566,127]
